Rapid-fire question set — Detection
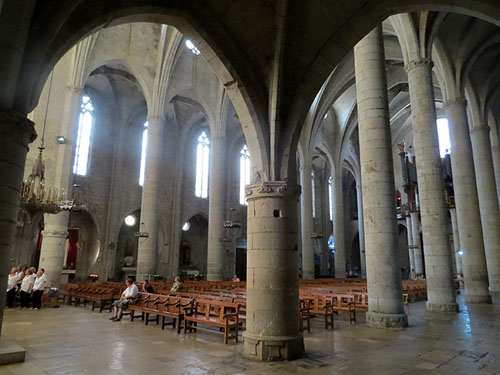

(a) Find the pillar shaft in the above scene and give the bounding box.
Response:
[445,99,490,302]
[300,164,315,279]
[0,110,36,336]
[243,182,303,361]
[354,26,407,328]
[405,215,415,279]
[449,208,463,277]
[470,124,500,297]
[136,116,164,282]
[206,133,226,280]
[333,170,345,278]
[38,87,82,287]
[356,183,366,278]
[491,145,500,205]
[406,58,457,312]
[410,211,424,276]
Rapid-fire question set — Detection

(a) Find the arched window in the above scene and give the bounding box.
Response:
[328,176,333,221]
[437,118,451,157]
[239,145,251,205]
[139,121,148,186]
[195,131,210,198]
[73,95,94,176]
[311,172,316,218]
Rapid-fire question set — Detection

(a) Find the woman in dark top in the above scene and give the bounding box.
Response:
[143,280,154,293]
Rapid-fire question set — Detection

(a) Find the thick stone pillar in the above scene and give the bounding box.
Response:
[405,214,415,279]
[491,145,500,205]
[243,182,303,361]
[410,211,424,276]
[470,123,500,297]
[354,26,407,328]
[449,208,463,277]
[136,116,164,282]
[445,99,490,302]
[332,170,345,277]
[356,183,366,278]
[39,212,69,287]
[39,86,82,287]
[300,164,315,279]
[406,58,457,312]
[207,132,226,280]
[0,110,36,336]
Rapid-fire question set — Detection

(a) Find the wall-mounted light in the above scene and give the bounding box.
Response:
[56,136,67,144]
[456,249,464,257]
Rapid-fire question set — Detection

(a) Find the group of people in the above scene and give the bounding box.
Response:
[6,265,47,309]
[109,276,184,322]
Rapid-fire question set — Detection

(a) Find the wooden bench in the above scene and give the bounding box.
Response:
[301,295,334,329]
[184,300,240,344]
[330,294,356,324]
[155,297,194,333]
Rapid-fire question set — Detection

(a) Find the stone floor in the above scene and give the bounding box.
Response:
[1,295,499,375]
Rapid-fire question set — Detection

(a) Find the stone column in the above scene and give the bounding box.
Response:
[39,213,70,287]
[405,214,415,279]
[300,164,315,279]
[409,211,424,276]
[332,169,345,278]
[445,99,490,302]
[491,145,500,205]
[39,86,82,287]
[243,181,303,361]
[405,58,457,312]
[449,207,463,277]
[0,110,36,336]
[470,123,500,298]
[136,116,164,282]
[356,183,366,278]
[206,131,226,280]
[354,26,407,328]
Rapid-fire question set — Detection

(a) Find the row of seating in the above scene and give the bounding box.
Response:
[128,293,241,344]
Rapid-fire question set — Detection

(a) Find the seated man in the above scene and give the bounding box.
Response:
[110,278,138,322]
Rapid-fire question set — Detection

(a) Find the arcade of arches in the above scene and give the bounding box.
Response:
[1,0,500,372]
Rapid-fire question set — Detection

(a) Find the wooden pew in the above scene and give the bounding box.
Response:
[184,300,240,344]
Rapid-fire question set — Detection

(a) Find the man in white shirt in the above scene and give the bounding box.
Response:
[109,278,138,322]
[20,269,35,308]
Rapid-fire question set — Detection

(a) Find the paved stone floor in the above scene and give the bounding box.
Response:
[1,295,499,374]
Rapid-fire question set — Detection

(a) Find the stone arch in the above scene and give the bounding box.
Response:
[282,0,500,181]
[17,2,268,181]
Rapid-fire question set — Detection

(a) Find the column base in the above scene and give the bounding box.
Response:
[0,339,26,365]
[426,302,459,313]
[243,332,304,361]
[489,290,500,299]
[465,294,492,304]
[366,311,408,328]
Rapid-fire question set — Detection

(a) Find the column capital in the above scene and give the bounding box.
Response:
[246,181,301,202]
[443,97,466,108]
[147,115,165,123]
[65,86,83,94]
[470,123,490,134]
[0,109,37,145]
[405,58,433,73]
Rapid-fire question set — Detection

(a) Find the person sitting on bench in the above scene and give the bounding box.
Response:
[170,276,183,292]
[143,280,154,293]
[109,278,138,322]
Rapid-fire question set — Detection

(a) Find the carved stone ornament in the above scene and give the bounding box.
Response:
[246,181,301,202]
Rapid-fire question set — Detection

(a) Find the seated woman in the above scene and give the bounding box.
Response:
[170,276,183,292]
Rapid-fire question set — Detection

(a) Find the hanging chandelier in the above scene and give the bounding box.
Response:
[20,71,77,217]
